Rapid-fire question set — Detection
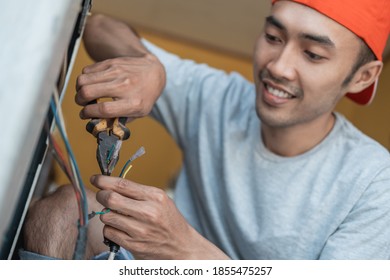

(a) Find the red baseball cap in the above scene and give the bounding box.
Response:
[271,0,390,105]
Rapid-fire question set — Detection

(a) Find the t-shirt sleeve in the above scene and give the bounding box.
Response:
[141,39,253,150]
[319,166,390,259]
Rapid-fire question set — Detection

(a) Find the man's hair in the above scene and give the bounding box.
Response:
[342,39,376,87]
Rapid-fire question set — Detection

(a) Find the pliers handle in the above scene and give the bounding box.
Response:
[86,117,130,140]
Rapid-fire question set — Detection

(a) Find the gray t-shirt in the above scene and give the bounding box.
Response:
[144,40,390,259]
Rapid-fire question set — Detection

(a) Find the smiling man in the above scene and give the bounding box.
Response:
[21,0,390,260]
[255,1,384,157]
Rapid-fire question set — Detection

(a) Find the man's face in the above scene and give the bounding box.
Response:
[253,1,361,128]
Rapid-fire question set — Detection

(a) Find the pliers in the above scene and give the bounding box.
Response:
[86,117,130,175]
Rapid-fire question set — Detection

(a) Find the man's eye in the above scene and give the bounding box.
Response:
[265,33,281,43]
[305,50,324,61]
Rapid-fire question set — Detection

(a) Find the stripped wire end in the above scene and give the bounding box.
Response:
[130,146,146,162]
[119,146,146,178]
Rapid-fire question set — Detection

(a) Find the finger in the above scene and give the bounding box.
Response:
[96,190,148,219]
[102,225,135,252]
[81,59,117,74]
[76,81,123,106]
[103,220,161,258]
[96,187,167,224]
[79,99,135,119]
[100,211,146,238]
[103,225,152,259]
[80,58,138,79]
[79,101,112,119]
[76,69,117,91]
[76,59,137,91]
[91,175,154,201]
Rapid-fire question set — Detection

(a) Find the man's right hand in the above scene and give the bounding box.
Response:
[75,54,166,120]
[75,14,166,121]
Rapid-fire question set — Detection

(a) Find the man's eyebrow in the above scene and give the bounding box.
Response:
[299,33,335,48]
[265,15,335,48]
[265,15,286,31]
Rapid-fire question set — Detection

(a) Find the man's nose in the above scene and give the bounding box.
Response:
[266,44,297,82]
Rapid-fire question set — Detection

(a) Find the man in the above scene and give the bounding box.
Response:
[21,0,390,259]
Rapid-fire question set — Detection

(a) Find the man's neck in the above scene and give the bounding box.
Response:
[261,113,336,157]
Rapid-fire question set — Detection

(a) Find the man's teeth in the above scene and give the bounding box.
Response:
[267,85,292,99]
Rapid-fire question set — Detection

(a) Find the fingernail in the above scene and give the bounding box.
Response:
[90,175,96,184]
[79,110,85,119]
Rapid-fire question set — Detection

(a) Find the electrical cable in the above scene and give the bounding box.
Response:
[50,99,86,223]
[50,92,88,225]
[47,130,84,222]
[50,88,89,259]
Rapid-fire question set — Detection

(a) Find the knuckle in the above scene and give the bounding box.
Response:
[76,74,87,86]
[115,178,130,191]
[152,188,167,203]
[131,97,143,109]
[116,77,132,91]
[82,65,92,74]
[99,102,115,117]
[129,98,148,116]
[107,63,122,74]
[105,192,120,208]
[77,86,91,101]
[121,76,132,84]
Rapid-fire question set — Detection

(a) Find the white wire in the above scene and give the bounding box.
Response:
[52,88,68,138]
[107,251,116,260]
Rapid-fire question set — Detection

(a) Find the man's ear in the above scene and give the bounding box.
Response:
[347,61,383,93]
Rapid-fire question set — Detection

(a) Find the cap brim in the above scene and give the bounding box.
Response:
[346,80,377,105]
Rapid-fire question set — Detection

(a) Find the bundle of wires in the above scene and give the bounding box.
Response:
[49,86,146,260]
[48,88,89,260]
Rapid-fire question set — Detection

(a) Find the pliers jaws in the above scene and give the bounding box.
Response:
[87,117,130,175]
[97,132,122,175]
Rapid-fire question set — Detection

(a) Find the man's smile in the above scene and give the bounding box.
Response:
[266,83,295,99]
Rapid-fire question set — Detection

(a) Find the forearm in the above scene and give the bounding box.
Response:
[83,13,148,61]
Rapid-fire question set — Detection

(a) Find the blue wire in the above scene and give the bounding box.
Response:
[50,98,88,225]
